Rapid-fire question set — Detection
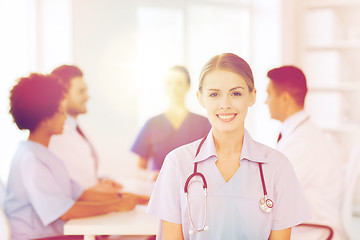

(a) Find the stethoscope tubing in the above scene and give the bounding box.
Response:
[184,134,274,234]
[185,188,208,234]
[184,136,209,234]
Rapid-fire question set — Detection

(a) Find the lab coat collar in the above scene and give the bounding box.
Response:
[65,114,78,129]
[241,129,270,163]
[194,128,270,164]
[194,128,217,163]
[280,110,310,139]
[22,140,59,165]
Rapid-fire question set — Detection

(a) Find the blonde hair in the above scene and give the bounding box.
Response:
[199,53,254,93]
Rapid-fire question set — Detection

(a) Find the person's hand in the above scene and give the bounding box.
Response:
[115,193,137,212]
[99,177,123,189]
[91,178,123,193]
[134,194,150,205]
[119,193,150,205]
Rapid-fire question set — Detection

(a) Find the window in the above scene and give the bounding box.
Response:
[136,0,281,146]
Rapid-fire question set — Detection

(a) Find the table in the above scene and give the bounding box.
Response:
[64,177,159,240]
[64,205,159,240]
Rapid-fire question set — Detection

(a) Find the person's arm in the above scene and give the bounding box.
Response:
[162,220,184,240]
[78,188,120,201]
[88,180,122,195]
[80,189,149,205]
[138,156,148,169]
[269,228,291,240]
[60,193,137,221]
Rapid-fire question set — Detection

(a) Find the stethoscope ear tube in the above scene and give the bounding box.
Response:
[184,136,208,194]
[184,162,207,193]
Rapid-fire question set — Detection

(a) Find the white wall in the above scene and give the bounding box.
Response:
[70,0,282,178]
[0,0,282,182]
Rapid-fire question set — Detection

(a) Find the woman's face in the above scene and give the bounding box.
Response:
[165,69,190,103]
[42,100,67,135]
[197,70,256,133]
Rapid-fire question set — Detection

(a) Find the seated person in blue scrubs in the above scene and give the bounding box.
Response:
[131,66,211,174]
[147,53,310,239]
[4,73,145,240]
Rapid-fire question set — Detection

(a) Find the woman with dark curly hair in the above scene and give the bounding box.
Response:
[4,73,141,240]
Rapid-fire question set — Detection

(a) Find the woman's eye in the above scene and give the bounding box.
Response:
[232,92,242,96]
[209,93,218,97]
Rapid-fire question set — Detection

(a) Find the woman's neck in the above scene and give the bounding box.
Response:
[28,129,51,148]
[212,127,245,155]
[165,103,189,130]
[167,99,187,114]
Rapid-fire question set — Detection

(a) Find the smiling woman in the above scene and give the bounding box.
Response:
[197,70,256,135]
[146,53,310,240]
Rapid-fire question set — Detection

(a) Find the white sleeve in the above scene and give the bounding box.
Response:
[49,131,98,189]
[271,159,311,230]
[21,156,76,226]
[147,152,182,224]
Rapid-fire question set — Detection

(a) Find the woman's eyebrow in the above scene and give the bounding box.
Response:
[230,86,245,91]
[206,86,245,92]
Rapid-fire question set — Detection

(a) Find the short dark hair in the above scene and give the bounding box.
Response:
[9,73,66,131]
[199,53,254,93]
[169,65,191,85]
[51,65,83,90]
[267,66,308,107]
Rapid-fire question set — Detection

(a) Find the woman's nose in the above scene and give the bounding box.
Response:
[220,95,231,109]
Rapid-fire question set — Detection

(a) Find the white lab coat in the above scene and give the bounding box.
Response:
[277,110,347,240]
[49,115,98,189]
[148,129,310,240]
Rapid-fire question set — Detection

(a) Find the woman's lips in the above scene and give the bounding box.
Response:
[216,113,237,122]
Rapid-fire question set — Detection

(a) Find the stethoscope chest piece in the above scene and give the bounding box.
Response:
[259,195,273,213]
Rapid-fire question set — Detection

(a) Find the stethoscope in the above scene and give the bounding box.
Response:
[184,136,274,235]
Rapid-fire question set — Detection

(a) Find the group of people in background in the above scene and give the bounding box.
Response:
[3,66,148,240]
[2,52,347,240]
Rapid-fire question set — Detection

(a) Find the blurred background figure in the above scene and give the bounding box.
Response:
[131,66,211,176]
[4,73,139,240]
[49,65,123,193]
[265,66,346,240]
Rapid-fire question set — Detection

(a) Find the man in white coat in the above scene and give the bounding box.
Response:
[265,66,347,240]
[49,65,122,193]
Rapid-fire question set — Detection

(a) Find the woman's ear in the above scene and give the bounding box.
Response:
[249,89,257,107]
[197,91,205,108]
